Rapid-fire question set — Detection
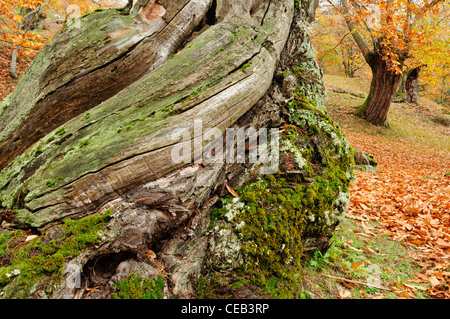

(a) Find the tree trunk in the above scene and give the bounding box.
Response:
[20,6,46,31]
[405,67,420,104]
[357,55,403,126]
[439,75,447,105]
[9,47,19,79]
[0,0,353,299]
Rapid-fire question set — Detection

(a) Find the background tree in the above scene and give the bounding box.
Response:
[328,0,447,125]
[409,8,450,105]
[310,4,366,77]
[0,0,48,78]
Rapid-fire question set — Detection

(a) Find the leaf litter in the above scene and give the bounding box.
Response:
[345,131,450,298]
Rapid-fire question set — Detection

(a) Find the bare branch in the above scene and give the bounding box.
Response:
[335,0,373,64]
[318,32,351,61]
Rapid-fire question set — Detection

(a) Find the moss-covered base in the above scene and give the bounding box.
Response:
[201,90,354,298]
[111,274,165,299]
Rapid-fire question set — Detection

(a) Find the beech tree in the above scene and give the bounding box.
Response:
[329,0,446,125]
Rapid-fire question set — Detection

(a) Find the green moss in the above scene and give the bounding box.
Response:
[46,136,56,143]
[56,128,66,136]
[80,139,90,147]
[240,61,252,72]
[111,274,164,299]
[46,180,57,188]
[186,76,226,100]
[0,209,112,298]
[242,192,257,203]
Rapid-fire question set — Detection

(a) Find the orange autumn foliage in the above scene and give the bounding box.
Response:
[328,0,448,75]
[0,0,47,58]
[0,0,123,61]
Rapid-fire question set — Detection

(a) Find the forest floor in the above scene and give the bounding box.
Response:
[302,74,450,299]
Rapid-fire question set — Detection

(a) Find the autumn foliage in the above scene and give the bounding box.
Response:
[0,0,123,74]
[335,0,447,74]
[347,135,450,298]
[0,0,47,59]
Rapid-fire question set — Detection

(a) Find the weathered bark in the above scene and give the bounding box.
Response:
[9,48,19,79]
[357,54,403,126]
[0,0,353,299]
[0,0,211,171]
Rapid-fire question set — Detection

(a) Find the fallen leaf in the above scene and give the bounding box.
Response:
[226,184,239,197]
[147,249,157,260]
[360,203,370,210]
[428,276,440,287]
[435,238,450,248]
[398,291,411,299]
[338,289,351,299]
[1,221,10,227]
[351,261,365,270]
[25,235,38,243]
[362,245,375,253]
[402,283,428,291]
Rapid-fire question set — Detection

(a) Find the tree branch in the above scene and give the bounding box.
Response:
[318,32,351,62]
[331,0,373,65]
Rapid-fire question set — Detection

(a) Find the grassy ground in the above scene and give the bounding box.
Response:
[301,74,450,299]
[302,217,429,299]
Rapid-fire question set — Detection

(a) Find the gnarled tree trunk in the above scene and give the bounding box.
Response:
[357,54,404,125]
[0,0,353,299]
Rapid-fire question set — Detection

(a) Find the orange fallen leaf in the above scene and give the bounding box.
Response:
[435,238,450,248]
[147,249,157,260]
[402,283,428,291]
[398,291,411,299]
[226,184,239,197]
[351,261,365,270]
[359,203,370,210]
[428,276,440,287]
[362,245,375,253]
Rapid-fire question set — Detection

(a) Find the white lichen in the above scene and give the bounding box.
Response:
[280,139,308,168]
[234,221,245,231]
[332,192,351,222]
[224,200,245,222]
[5,269,20,278]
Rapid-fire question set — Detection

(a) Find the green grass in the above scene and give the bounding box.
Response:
[301,217,429,299]
[324,75,450,155]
